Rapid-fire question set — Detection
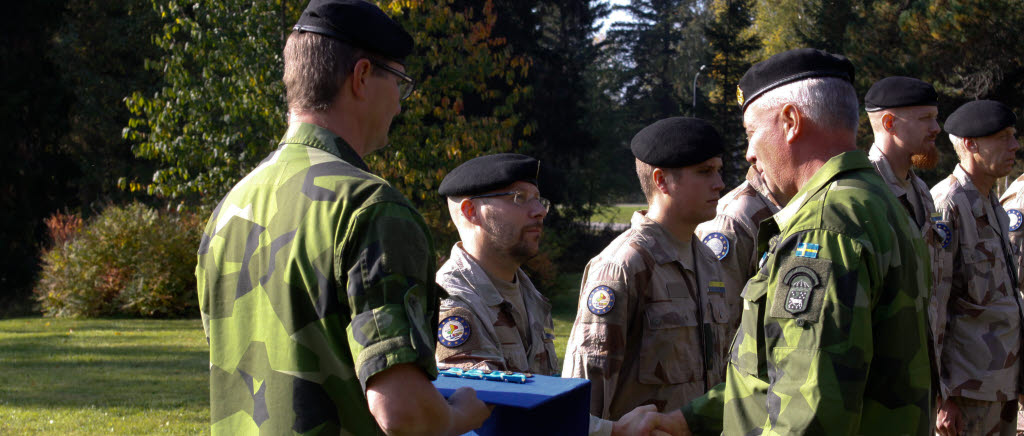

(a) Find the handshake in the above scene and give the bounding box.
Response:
[610,405,690,436]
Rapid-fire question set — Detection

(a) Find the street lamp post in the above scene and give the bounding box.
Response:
[692,64,706,112]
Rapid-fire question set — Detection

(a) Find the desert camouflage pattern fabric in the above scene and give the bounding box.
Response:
[949,397,1018,436]
[682,151,933,435]
[697,166,781,333]
[196,122,439,436]
[434,242,559,375]
[1000,173,1024,296]
[562,211,731,420]
[867,145,952,372]
[931,165,1024,402]
[998,173,1024,434]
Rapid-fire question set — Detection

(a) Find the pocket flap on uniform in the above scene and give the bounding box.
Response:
[645,299,697,329]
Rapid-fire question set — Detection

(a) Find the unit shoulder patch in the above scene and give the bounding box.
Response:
[702,232,731,260]
[769,255,832,323]
[935,222,952,248]
[586,285,616,315]
[1008,209,1023,231]
[438,315,472,348]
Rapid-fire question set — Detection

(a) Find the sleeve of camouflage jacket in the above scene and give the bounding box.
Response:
[340,201,439,390]
[698,215,757,328]
[930,202,958,399]
[562,261,635,419]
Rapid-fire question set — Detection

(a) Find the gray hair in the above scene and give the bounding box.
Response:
[948,134,970,161]
[749,77,860,132]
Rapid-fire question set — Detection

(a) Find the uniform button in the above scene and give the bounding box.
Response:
[795,319,806,327]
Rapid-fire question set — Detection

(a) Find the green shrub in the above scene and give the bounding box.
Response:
[34,203,201,318]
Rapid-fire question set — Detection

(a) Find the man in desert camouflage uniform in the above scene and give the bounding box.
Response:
[434,154,687,436]
[863,76,951,387]
[681,48,933,435]
[696,166,781,333]
[931,99,1023,436]
[195,1,488,434]
[999,172,1024,436]
[563,117,732,421]
[433,154,557,376]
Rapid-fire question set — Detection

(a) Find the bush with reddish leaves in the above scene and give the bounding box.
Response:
[34,203,201,318]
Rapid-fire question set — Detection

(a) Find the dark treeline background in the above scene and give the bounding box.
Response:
[4,0,1023,316]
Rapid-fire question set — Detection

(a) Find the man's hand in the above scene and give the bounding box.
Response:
[935,396,963,436]
[445,386,490,436]
[612,405,690,436]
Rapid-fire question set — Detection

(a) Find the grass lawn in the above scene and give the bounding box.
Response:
[0,318,209,435]
[0,280,585,435]
[591,204,645,224]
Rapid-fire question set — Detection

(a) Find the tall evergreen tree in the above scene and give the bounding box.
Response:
[704,0,759,187]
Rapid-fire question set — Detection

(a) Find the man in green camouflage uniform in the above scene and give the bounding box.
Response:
[681,48,933,435]
[563,117,732,421]
[863,76,950,389]
[196,1,488,434]
[696,166,781,335]
[931,100,1022,436]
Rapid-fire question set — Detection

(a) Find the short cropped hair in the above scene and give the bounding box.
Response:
[750,77,860,133]
[949,134,970,161]
[283,31,370,112]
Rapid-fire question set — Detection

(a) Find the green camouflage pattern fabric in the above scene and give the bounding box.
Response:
[696,166,782,332]
[434,242,559,375]
[196,122,439,435]
[682,151,933,435]
[867,145,951,378]
[563,211,731,420]
[931,165,1023,402]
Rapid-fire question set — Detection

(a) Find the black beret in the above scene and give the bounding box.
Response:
[630,117,724,168]
[293,0,413,63]
[865,76,937,112]
[944,100,1017,138]
[439,154,541,197]
[738,48,854,113]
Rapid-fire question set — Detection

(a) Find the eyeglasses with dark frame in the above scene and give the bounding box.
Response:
[468,190,551,212]
[369,60,415,101]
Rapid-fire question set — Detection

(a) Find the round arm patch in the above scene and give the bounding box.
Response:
[587,285,616,315]
[1008,209,1022,231]
[438,315,472,348]
[702,232,731,260]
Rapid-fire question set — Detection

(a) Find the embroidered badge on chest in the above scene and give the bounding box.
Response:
[935,222,952,248]
[708,281,725,294]
[587,285,616,315]
[783,266,820,314]
[1009,209,1023,231]
[437,315,471,348]
[702,232,731,260]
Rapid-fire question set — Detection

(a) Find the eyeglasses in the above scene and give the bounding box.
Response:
[468,191,551,212]
[370,60,416,101]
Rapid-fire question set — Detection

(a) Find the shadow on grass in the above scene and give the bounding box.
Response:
[0,329,209,410]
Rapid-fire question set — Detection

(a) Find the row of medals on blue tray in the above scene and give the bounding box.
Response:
[438,366,534,384]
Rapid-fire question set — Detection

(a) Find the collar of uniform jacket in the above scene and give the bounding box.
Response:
[951,163,994,218]
[443,242,513,307]
[867,144,911,198]
[629,211,694,268]
[773,150,874,232]
[279,122,371,172]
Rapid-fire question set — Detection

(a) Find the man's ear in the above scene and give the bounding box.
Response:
[881,113,895,133]
[653,168,670,195]
[781,103,802,143]
[964,138,978,153]
[349,58,373,100]
[459,198,479,224]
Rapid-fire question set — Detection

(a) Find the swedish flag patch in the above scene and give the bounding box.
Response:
[709,281,725,293]
[795,242,819,258]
